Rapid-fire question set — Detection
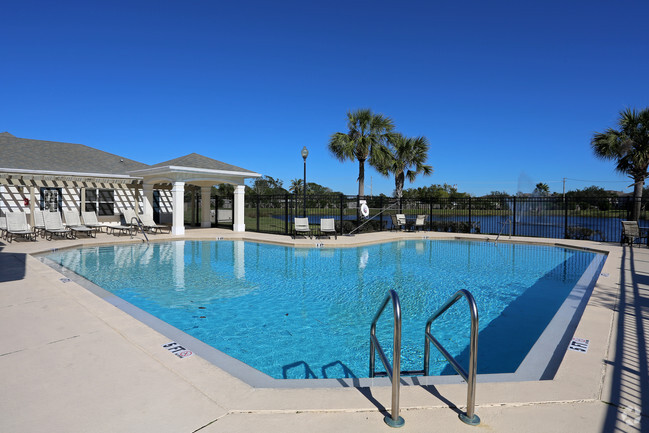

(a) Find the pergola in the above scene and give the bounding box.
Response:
[129,153,261,235]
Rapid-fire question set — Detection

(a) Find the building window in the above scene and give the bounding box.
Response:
[85,189,115,216]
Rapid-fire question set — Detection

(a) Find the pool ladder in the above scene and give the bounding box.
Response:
[369,289,480,428]
[130,216,149,243]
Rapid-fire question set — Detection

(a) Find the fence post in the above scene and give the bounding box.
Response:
[399,196,403,214]
[468,196,472,229]
[564,196,568,239]
[512,196,517,236]
[429,198,433,231]
[256,194,260,232]
[340,194,345,235]
[285,194,289,235]
[379,195,384,231]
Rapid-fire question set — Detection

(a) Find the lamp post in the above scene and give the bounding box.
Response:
[301,146,308,217]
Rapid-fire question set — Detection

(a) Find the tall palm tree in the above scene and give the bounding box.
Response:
[289,178,303,194]
[328,109,394,196]
[592,108,649,221]
[381,133,433,198]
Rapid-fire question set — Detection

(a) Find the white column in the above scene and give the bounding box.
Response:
[233,184,245,232]
[142,181,154,217]
[171,181,185,236]
[200,186,212,228]
[29,185,36,227]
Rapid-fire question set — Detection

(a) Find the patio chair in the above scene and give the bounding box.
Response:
[43,211,73,240]
[620,220,647,246]
[293,217,312,239]
[122,209,141,227]
[81,211,110,233]
[33,210,46,238]
[389,214,399,231]
[139,213,171,234]
[63,210,96,238]
[5,212,37,243]
[396,214,408,231]
[414,214,428,231]
[0,213,6,240]
[319,218,337,239]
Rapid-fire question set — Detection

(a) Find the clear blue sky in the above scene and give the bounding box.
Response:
[2,0,648,196]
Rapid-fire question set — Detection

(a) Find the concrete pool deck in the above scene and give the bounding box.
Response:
[0,228,646,432]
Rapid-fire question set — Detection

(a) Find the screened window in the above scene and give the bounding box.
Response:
[85,189,115,216]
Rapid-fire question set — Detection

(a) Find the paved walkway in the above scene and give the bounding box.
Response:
[0,229,646,432]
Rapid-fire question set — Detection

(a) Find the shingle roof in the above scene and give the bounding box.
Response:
[149,152,257,174]
[0,132,148,176]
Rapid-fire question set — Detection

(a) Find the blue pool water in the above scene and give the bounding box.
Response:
[44,240,599,380]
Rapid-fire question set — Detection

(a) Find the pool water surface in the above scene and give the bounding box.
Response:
[44,240,601,380]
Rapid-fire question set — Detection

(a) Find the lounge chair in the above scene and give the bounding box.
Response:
[0,214,6,240]
[63,210,96,238]
[139,213,171,234]
[620,220,647,246]
[396,214,407,231]
[414,214,427,231]
[43,211,73,240]
[122,209,141,227]
[5,212,37,243]
[319,218,337,239]
[293,217,312,239]
[81,211,109,232]
[33,210,46,238]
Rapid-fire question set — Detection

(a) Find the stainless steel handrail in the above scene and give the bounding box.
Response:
[495,218,512,243]
[369,289,405,428]
[130,216,150,243]
[423,289,480,426]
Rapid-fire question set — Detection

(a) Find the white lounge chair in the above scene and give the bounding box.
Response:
[396,214,408,231]
[63,210,96,238]
[414,215,427,231]
[43,211,72,240]
[0,213,6,240]
[33,210,46,238]
[81,211,109,232]
[319,218,337,239]
[293,217,312,239]
[139,213,171,234]
[5,212,36,243]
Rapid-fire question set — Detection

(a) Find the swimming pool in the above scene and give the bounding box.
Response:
[42,240,605,384]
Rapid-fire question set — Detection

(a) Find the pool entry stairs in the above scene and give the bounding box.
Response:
[369,289,480,428]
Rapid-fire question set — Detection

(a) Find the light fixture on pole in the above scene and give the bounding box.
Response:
[301,146,309,217]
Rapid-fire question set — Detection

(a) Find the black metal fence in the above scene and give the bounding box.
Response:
[198,193,646,243]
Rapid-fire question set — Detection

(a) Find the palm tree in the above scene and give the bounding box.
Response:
[533,182,550,196]
[592,108,649,221]
[289,178,303,194]
[328,109,394,196]
[381,133,433,198]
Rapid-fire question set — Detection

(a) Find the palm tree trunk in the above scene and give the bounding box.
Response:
[632,177,644,221]
[358,159,365,196]
[395,172,404,199]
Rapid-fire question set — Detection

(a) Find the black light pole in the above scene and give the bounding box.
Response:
[301,146,308,217]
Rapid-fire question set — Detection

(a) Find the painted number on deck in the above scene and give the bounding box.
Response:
[568,337,589,353]
[163,342,193,359]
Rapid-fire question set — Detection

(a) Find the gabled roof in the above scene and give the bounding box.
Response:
[0,132,148,177]
[149,153,257,174]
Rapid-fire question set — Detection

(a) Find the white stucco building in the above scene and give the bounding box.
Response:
[0,132,261,235]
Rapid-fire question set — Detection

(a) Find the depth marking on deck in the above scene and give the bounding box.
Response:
[568,337,589,353]
[163,342,194,359]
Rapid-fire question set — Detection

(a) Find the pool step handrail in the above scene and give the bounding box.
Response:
[423,289,480,426]
[130,216,150,243]
[369,289,405,428]
[495,218,512,243]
